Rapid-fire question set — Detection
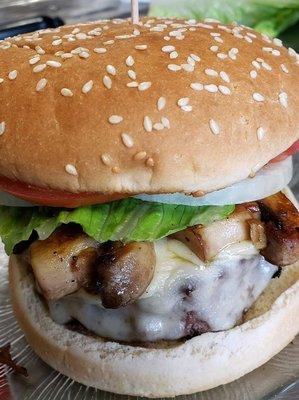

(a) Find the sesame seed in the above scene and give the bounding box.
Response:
[161,117,170,129]
[138,81,152,91]
[272,49,280,56]
[52,39,62,46]
[205,18,220,23]
[280,64,289,74]
[103,75,112,89]
[190,82,203,91]
[252,92,265,102]
[127,81,139,88]
[121,133,134,148]
[228,51,236,60]
[72,27,80,34]
[0,78,3,83]
[76,33,88,40]
[214,36,223,43]
[182,63,194,72]
[247,32,257,38]
[185,57,194,67]
[128,70,136,80]
[29,56,40,65]
[210,45,218,52]
[104,40,114,45]
[61,88,73,97]
[134,151,147,161]
[61,53,73,59]
[205,68,218,77]
[181,105,193,112]
[273,38,282,47]
[245,36,253,43]
[177,97,189,107]
[146,157,155,167]
[143,116,153,132]
[106,65,117,75]
[198,22,213,29]
[65,164,78,176]
[82,80,93,94]
[33,64,46,73]
[8,70,17,80]
[262,47,273,53]
[0,121,5,135]
[162,45,176,53]
[219,71,230,83]
[170,51,179,59]
[153,122,164,130]
[36,78,47,92]
[79,51,90,59]
[217,53,227,59]
[157,97,166,111]
[115,34,131,39]
[233,32,243,39]
[35,45,45,54]
[108,115,123,124]
[204,84,218,93]
[218,85,231,95]
[46,60,61,68]
[252,60,261,69]
[94,47,107,54]
[210,32,221,37]
[126,55,134,67]
[133,29,141,36]
[190,53,200,62]
[288,47,297,57]
[279,92,288,108]
[250,70,258,79]
[164,36,170,41]
[135,44,147,50]
[257,127,265,141]
[261,61,272,71]
[209,119,220,135]
[167,64,181,71]
[101,153,113,166]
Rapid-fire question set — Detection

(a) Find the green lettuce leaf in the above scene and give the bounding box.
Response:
[0,199,234,255]
[150,0,299,37]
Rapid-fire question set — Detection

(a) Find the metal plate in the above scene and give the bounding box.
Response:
[0,245,298,400]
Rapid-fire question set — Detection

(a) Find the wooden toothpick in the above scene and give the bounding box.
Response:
[131,0,140,25]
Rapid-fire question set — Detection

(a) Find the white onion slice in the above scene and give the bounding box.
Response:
[135,157,293,206]
[0,158,292,207]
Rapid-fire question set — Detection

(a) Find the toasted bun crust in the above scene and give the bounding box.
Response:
[0,18,298,194]
[9,256,299,396]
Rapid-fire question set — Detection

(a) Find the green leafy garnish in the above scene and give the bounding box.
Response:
[0,199,234,254]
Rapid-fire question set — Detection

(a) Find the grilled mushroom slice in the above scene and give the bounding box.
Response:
[95,241,156,309]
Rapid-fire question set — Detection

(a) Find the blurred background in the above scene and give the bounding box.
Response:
[0,0,298,195]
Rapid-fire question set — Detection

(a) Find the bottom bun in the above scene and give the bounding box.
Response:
[9,253,299,397]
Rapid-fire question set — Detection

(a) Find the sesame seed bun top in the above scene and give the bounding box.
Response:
[0,17,298,195]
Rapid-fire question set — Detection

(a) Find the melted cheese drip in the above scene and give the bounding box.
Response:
[48,239,277,342]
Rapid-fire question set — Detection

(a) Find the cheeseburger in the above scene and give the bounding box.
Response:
[0,17,298,397]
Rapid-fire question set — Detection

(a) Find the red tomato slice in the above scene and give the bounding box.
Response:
[269,140,299,163]
[0,176,128,208]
